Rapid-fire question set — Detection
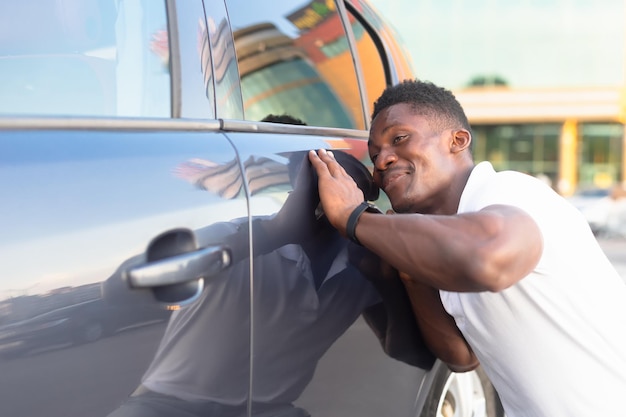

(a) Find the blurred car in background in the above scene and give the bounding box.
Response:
[567,186,626,237]
[567,188,613,235]
[0,1,503,417]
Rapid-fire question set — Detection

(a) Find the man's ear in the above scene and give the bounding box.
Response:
[450,129,471,154]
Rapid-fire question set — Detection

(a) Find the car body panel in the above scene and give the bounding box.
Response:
[0,126,250,416]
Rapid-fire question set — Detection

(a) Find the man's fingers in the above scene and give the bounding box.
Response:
[308,149,327,170]
[309,149,350,179]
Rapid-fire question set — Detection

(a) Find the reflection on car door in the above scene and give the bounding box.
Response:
[221,129,429,417]
[221,0,432,414]
[0,128,249,417]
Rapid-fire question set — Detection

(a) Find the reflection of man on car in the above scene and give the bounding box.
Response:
[107,146,433,417]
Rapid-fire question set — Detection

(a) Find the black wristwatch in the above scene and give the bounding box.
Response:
[346,201,381,245]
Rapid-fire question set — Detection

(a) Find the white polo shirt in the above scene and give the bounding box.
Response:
[440,161,626,417]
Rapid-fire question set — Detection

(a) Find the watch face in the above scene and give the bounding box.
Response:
[315,202,325,220]
[367,203,383,214]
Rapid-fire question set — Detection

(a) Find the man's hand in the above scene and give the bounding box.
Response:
[308,149,366,234]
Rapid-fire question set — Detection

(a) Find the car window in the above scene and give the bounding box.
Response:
[203,0,244,119]
[225,0,366,129]
[0,0,171,118]
[176,0,218,119]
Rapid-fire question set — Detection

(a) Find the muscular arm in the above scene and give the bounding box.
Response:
[308,149,542,288]
[308,149,543,292]
[355,205,543,292]
[352,246,436,369]
[400,275,478,372]
[349,243,475,371]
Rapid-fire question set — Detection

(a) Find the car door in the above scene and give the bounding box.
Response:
[0,1,253,416]
[222,1,433,416]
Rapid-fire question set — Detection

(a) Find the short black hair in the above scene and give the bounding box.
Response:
[371,79,471,133]
[261,114,307,125]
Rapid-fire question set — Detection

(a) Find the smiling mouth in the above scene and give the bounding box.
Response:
[382,171,409,190]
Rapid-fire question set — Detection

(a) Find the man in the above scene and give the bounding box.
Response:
[309,79,626,417]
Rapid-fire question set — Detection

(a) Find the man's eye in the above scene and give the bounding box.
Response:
[393,134,407,144]
[371,154,379,163]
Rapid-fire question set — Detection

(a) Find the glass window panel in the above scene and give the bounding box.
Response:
[474,123,560,185]
[203,0,243,119]
[177,0,216,119]
[578,123,624,188]
[0,0,171,117]
[227,0,364,128]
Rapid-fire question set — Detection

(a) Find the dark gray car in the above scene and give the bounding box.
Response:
[0,1,503,416]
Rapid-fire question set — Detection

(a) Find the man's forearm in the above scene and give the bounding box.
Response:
[401,276,479,372]
[362,276,436,369]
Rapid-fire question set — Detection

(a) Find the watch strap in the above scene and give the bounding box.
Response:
[346,201,378,245]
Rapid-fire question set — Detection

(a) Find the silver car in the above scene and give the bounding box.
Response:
[0,1,503,416]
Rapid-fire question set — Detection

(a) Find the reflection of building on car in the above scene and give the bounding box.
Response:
[0,296,170,358]
[234,22,356,128]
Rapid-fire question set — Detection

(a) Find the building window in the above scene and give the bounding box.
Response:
[473,124,560,187]
[578,123,624,189]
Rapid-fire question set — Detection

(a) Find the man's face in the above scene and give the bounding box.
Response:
[368,103,458,214]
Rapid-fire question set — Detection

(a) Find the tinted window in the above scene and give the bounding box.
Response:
[203,0,244,119]
[176,0,217,119]
[0,0,170,117]
[226,0,365,129]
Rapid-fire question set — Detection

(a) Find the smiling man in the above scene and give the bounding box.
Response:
[309,79,626,417]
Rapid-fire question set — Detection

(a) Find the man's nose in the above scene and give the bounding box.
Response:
[374,148,397,172]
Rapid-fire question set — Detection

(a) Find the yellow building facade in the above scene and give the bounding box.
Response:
[456,86,626,196]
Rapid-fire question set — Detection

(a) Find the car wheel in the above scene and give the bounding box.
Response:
[419,365,504,417]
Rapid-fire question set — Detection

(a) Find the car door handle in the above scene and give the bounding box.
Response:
[124,245,231,288]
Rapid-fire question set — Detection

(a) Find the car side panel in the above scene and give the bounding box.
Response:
[0,128,250,417]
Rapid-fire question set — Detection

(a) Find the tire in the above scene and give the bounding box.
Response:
[419,364,504,417]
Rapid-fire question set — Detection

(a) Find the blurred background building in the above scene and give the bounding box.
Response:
[370,0,625,197]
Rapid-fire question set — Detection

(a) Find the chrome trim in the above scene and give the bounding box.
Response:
[0,117,371,138]
[0,117,222,131]
[166,0,182,118]
[125,245,231,288]
[219,119,369,139]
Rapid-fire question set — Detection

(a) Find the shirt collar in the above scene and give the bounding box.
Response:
[457,161,496,214]
[277,242,350,282]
